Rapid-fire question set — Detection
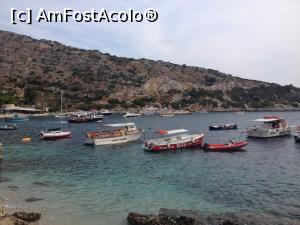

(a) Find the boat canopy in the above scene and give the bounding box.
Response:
[157,129,188,135]
[104,123,136,127]
[253,117,283,122]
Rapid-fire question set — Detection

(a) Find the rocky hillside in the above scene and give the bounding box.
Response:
[0,30,299,111]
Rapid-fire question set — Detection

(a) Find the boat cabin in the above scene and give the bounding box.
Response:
[252,117,287,129]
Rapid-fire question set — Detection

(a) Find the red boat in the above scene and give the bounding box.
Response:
[204,140,247,152]
[144,129,205,152]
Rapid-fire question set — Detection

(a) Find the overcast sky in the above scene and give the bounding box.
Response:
[1,0,299,87]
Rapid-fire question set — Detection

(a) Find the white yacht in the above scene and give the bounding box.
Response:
[247,116,291,138]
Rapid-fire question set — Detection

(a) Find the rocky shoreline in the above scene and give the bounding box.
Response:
[0,212,41,225]
[0,198,41,225]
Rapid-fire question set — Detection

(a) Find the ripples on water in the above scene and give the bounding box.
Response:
[0,112,300,225]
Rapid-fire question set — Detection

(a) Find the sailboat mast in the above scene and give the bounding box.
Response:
[60,91,63,130]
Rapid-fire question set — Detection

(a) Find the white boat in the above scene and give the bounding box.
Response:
[122,112,141,118]
[67,111,103,123]
[40,124,72,140]
[247,116,291,138]
[144,129,205,152]
[41,92,72,140]
[85,123,144,145]
[101,109,112,116]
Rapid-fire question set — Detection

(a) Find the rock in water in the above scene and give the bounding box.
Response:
[127,212,197,225]
[12,212,41,222]
[25,197,44,202]
[0,176,10,183]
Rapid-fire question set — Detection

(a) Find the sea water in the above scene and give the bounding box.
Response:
[0,112,300,225]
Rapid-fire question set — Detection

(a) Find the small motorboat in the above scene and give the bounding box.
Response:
[0,124,17,130]
[123,112,141,118]
[22,137,31,142]
[209,123,238,130]
[204,140,248,152]
[144,129,205,152]
[101,109,112,116]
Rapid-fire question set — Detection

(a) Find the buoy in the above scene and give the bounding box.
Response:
[22,137,31,142]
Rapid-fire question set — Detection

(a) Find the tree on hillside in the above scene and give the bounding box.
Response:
[24,86,37,105]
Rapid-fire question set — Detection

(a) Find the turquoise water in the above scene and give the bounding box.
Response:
[0,112,300,224]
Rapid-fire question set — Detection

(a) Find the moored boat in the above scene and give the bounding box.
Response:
[0,124,17,130]
[101,109,112,116]
[209,123,238,131]
[40,128,72,140]
[144,129,204,152]
[247,116,291,138]
[122,112,141,118]
[204,140,247,152]
[67,111,103,123]
[41,92,72,141]
[85,123,144,145]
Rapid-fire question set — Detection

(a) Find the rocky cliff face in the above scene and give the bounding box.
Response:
[0,30,299,111]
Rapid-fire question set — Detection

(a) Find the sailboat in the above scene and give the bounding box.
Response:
[40,91,72,140]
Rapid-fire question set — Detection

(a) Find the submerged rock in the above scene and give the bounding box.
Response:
[25,197,44,202]
[0,176,10,183]
[7,185,19,191]
[12,212,41,222]
[127,212,197,225]
[127,211,300,225]
[32,181,53,187]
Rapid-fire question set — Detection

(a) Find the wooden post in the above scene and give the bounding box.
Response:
[0,143,3,161]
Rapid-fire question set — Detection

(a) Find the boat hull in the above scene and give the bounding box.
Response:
[68,118,103,123]
[0,126,17,130]
[85,132,143,146]
[41,132,72,140]
[145,134,204,152]
[209,124,238,131]
[247,128,291,138]
[204,141,247,152]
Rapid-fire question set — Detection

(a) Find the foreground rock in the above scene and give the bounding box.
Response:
[128,212,198,225]
[0,212,41,225]
[12,212,41,222]
[127,211,300,225]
